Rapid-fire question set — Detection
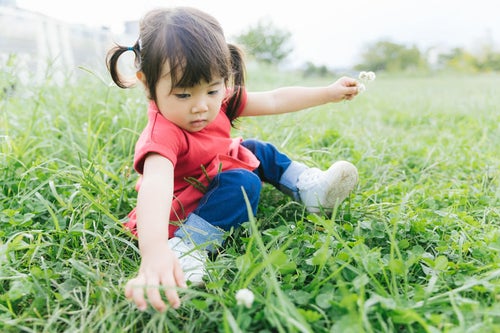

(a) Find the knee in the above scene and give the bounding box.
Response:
[220,169,262,198]
[233,169,262,194]
[241,138,258,151]
[242,169,262,196]
[241,139,270,153]
[238,170,262,210]
[242,139,281,159]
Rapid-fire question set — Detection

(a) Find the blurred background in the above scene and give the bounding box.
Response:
[2,0,500,83]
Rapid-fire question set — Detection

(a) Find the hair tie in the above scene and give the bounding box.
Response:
[127,46,135,51]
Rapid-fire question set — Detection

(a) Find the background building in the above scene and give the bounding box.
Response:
[0,1,117,83]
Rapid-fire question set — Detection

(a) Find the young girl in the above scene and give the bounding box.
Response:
[107,7,360,312]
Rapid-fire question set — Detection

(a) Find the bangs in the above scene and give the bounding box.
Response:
[164,20,230,88]
[168,56,217,88]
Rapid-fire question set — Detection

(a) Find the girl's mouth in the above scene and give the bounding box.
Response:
[190,119,207,128]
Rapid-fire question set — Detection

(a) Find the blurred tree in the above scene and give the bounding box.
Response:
[235,19,293,65]
[475,42,500,72]
[482,52,500,71]
[355,40,428,72]
[355,38,500,73]
[302,61,332,78]
[438,48,478,73]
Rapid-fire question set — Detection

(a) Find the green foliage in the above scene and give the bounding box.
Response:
[301,62,334,79]
[438,48,479,73]
[355,40,429,73]
[356,39,500,74]
[479,51,500,71]
[1,57,500,332]
[0,54,20,99]
[234,19,293,65]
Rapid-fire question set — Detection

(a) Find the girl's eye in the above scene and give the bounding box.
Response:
[175,93,190,99]
[208,90,220,95]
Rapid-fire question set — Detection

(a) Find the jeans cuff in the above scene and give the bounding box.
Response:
[278,161,308,201]
[173,213,224,252]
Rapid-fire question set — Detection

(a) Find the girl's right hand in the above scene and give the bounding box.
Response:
[124,245,187,312]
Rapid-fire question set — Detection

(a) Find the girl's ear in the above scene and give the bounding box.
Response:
[136,71,152,99]
[135,71,151,99]
[136,71,147,87]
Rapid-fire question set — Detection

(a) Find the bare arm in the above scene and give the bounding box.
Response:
[124,153,186,312]
[240,76,360,117]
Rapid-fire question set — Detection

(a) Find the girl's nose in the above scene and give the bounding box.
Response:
[191,99,208,113]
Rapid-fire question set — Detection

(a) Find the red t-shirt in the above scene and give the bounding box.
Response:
[125,89,260,237]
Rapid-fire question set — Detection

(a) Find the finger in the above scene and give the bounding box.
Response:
[351,86,360,94]
[164,280,181,309]
[161,274,181,309]
[173,258,187,289]
[145,277,167,312]
[344,86,359,97]
[124,279,134,299]
[125,277,148,311]
[340,76,358,87]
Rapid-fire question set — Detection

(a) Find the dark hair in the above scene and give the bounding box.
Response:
[106,7,246,124]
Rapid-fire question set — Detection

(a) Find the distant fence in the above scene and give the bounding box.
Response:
[0,6,132,84]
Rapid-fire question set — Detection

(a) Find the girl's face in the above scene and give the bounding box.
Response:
[148,65,226,132]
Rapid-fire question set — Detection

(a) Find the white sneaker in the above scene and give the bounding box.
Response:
[168,237,207,285]
[297,161,358,213]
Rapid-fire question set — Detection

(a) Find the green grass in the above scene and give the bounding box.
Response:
[1,60,499,332]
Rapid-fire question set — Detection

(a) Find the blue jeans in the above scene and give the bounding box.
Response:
[174,139,307,251]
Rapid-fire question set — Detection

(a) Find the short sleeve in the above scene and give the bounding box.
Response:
[133,110,183,174]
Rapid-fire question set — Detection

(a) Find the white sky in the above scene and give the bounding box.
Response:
[16,0,500,68]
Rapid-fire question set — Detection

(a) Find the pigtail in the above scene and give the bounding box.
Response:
[225,43,246,125]
[105,40,141,89]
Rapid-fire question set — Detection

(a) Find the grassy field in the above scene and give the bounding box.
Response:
[1,61,499,332]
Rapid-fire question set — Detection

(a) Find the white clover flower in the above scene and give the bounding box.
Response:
[357,70,375,94]
[358,70,376,81]
[357,83,366,93]
[235,288,254,308]
[358,71,369,80]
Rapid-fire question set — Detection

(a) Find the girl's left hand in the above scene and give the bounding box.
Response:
[328,76,360,102]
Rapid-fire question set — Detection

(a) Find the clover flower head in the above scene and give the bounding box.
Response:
[359,71,376,81]
[235,288,254,308]
[357,83,366,93]
[357,70,375,94]
[358,71,368,80]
